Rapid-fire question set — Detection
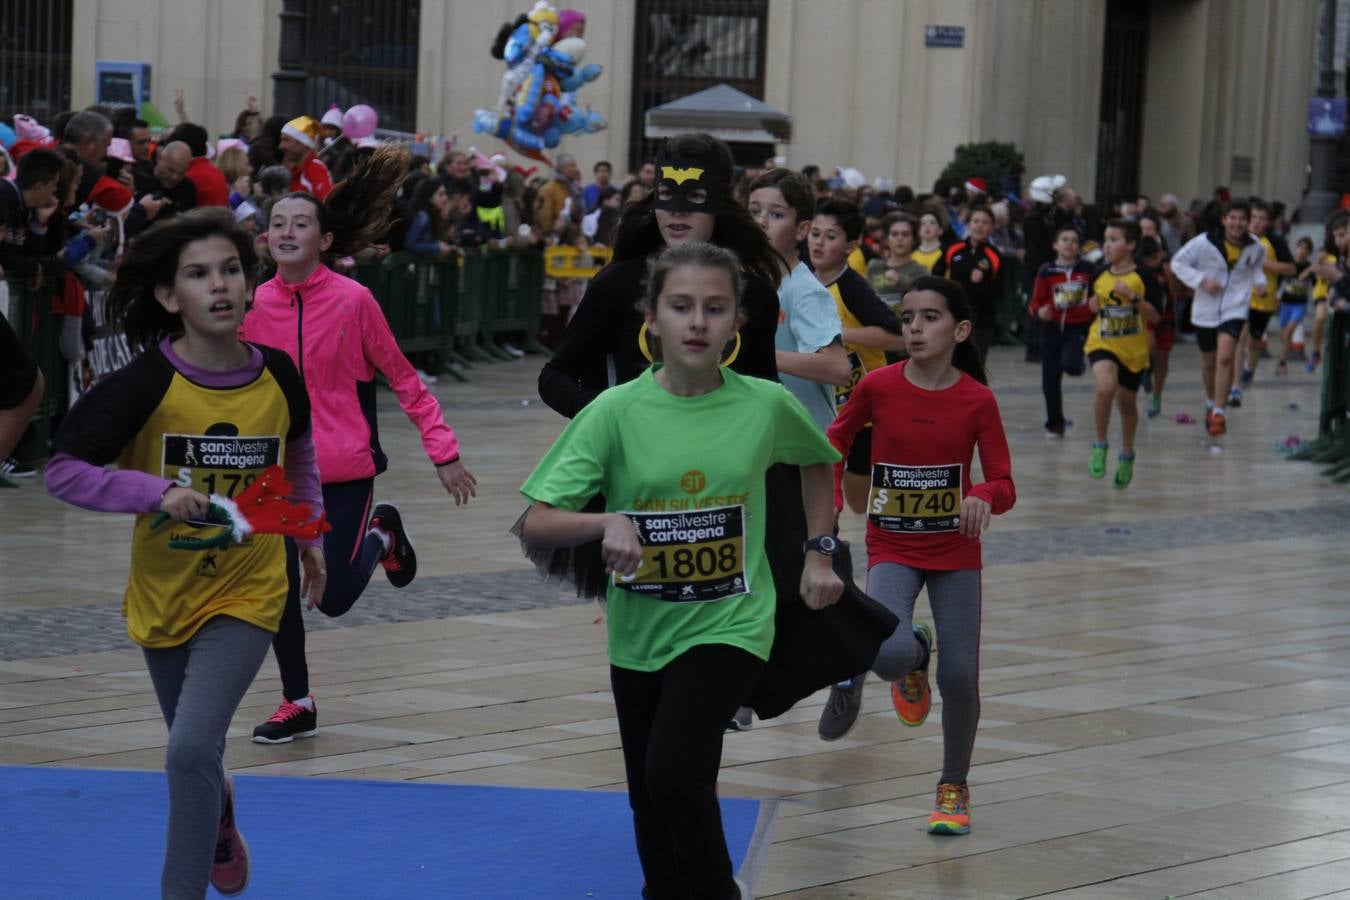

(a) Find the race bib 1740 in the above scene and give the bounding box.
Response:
[867,463,962,533]
[615,505,748,602]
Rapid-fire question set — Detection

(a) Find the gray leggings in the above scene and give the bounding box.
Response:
[143,615,273,900]
[868,563,982,785]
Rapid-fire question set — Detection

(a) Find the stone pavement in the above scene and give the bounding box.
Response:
[2,340,1349,898]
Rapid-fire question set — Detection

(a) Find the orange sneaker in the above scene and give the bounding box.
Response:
[928,782,971,835]
[1207,410,1227,436]
[890,623,933,727]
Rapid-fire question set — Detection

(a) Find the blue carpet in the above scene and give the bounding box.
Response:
[0,766,768,898]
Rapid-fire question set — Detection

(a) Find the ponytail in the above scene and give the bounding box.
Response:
[276,143,411,260]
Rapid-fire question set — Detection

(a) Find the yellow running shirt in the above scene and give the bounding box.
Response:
[1083,265,1164,374]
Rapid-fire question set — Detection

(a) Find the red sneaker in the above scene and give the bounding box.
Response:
[890,623,933,727]
[928,782,971,835]
[1207,410,1227,436]
[211,777,250,896]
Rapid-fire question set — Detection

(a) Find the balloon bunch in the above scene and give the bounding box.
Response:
[473,2,606,163]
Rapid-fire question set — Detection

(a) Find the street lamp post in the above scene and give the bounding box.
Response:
[1301,0,1340,225]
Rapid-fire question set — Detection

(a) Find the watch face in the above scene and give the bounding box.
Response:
[812,535,837,554]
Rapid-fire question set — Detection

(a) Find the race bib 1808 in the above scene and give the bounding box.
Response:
[867,463,962,533]
[615,505,748,602]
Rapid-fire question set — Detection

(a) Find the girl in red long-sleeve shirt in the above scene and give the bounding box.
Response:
[818,275,1015,837]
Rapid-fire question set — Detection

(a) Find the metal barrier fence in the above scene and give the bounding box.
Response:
[3,247,546,465]
[1289,308,1350,481]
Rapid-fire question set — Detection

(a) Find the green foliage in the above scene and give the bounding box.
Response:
[938,141,1025,194]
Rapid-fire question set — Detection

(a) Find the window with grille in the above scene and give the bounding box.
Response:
[629,0,768,170]
[0,0,73,122]
[301,0,419,134]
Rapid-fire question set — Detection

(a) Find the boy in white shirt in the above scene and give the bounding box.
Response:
[747,168,850,430]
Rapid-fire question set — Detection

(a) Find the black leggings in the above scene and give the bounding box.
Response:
[274,478,385,700]
[611,643,764,900]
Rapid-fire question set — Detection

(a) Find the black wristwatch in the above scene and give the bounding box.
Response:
[803,535,840,557]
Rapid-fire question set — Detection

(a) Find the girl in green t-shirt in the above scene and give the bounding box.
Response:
[520,242,842,898]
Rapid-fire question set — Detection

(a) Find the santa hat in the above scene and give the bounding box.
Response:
[87,176,134,217]
[281,116,321,151]
[320,105,343,128]
[107,137,135,163]
[964,176,987,196]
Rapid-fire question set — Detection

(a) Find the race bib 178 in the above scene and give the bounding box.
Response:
[867,463,962,533]
[615,505,748,602]
[163,433,281,499]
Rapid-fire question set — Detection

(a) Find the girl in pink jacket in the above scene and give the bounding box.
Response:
[240,146,477,743]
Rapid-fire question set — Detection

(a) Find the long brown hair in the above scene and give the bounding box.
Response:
[612,133,782,289]
[106,208,258,350]
[276,143,410,259]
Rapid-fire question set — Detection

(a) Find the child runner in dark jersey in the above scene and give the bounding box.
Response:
[1084,219,1163,488]
[46,208,325,898]
[932,206,1005,361]
[1276,236,1316,374]
[533,134,796,736]
[520,242,842,899]
[241,146,478,743]
[1138,236,1179,418]
[1306,211,1349,373]
[1028,224,1094,437]
[822,274,1015,835]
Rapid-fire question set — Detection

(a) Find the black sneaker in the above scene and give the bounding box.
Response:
[251,696,318,744]
[370,502,417,588]
[0,456,36,478]
[817,674,866,741]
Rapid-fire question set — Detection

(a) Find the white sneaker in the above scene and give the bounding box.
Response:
[416,369,439,385]
[502,342,525,358]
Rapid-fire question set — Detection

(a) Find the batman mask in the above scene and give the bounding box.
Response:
[652,154,729,214]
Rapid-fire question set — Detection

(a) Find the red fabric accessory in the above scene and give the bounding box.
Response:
[87,176,134,216]
[964,177,987,195]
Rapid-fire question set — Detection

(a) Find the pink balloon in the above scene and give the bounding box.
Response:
[341,105,378,139]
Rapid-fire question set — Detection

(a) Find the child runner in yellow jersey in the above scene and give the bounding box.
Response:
[1233,201,1296,403]
[913,210,946,272]
[1084,219,1163,488]
[45,209,326,899]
